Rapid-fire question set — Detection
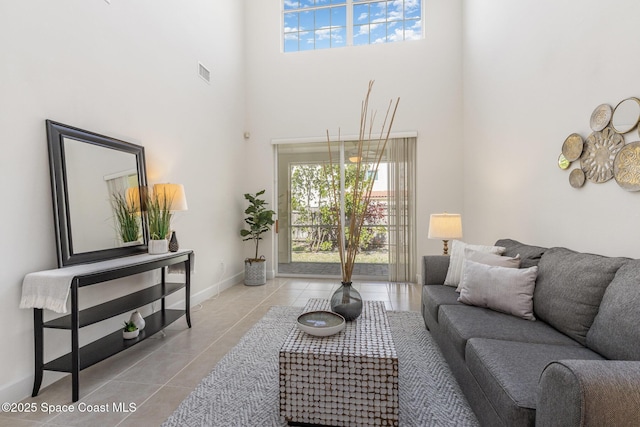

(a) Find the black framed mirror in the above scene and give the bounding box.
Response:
[46,120,148,267]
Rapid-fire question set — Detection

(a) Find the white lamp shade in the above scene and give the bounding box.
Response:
[153,183,188,211]
[428,213,462,240]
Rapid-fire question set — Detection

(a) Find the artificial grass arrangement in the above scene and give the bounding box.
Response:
[147,188,173,240]
[111,192,141,243]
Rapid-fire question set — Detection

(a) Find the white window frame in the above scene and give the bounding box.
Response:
[282,0,423,53]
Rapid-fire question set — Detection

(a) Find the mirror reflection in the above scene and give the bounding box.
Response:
[611,97,640,134]
[47,120,148,266]
[64,137,142,252]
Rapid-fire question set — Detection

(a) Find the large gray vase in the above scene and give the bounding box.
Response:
[330,282,363,321]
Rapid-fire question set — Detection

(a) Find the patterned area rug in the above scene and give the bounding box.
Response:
[163,306,479,427]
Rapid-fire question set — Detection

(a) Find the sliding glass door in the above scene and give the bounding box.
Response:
[275,138,415,282]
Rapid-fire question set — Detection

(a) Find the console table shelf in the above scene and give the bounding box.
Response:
[43,282,184,329]
[43,309,185,372]
[27,250,193,402]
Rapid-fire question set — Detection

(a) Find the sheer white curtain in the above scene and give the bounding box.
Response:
[387,137,416,283]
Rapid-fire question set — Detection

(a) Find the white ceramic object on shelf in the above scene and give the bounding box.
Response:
[122,329,139,340]
[148,239,168,254]
[296,311,346,337]
[129,311,145,331]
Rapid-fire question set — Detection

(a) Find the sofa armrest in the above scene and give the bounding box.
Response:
[536,360,640,427]
[421,255,450,286]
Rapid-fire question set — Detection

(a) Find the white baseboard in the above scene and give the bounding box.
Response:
[173,271,243,307]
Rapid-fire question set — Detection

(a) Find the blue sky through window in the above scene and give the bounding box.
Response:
[284,0,421,52]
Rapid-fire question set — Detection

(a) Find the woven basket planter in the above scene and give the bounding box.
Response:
[244,258,266,286]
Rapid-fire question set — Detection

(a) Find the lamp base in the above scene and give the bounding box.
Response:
[442,240,450,255]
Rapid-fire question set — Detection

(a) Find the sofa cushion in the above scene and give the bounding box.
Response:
[438,305,580,359]
[466,338,604,426]
[422,284,461,324]
[458,261,538,320]
[587,259,640,360]
[534,247,627,345]
[443,240,505,287]
[494,239,548,268]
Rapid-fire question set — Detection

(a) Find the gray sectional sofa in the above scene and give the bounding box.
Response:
[421,239,640,426]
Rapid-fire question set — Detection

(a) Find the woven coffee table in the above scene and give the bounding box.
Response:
[279,298,399,426]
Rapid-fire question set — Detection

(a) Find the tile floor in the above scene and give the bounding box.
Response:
[1,278,422,427]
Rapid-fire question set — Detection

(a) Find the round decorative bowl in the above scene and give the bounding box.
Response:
[296,310,346,337]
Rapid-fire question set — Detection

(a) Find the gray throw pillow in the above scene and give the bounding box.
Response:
[494,238,548,268]
[458,260,538,320]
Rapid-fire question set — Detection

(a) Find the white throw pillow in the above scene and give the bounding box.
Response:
[458,260,538,321]
[455,248,521,292]
[443,240,506,287]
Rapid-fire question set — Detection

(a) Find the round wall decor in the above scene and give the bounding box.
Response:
[590,104,612,131]
[569,168,586,188]
[561,133,584,162]
[613,141,640,191]
[558,153,570,169]
[580,127,624,183]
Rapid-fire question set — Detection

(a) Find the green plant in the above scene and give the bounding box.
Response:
[123,320,138,332]
[146,190,173,240]
[111,192,141,243]
[240,189,276,261]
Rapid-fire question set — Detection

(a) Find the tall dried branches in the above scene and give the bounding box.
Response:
[325,81,400,283]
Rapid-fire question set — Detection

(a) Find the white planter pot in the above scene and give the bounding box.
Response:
[148,239,168,254]
[244,259,267,286]
[123,329,139,339]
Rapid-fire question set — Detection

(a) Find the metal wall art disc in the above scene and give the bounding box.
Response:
[561,133,584,161]
[590,104,612,131]
[611,97,640,134]
[580,127,625,183]
[558,153,570,169]
[569,168,586,188]
[613,141,640,191]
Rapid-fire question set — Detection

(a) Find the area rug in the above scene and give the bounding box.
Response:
[163,306,479,427]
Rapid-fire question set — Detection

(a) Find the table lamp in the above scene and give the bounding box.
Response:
[428,213,462,255]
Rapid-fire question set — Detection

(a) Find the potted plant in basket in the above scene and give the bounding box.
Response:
[240,189,276,286]
[323,80,400,320]
[146,188,173,254]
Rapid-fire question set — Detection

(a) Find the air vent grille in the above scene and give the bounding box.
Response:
[198,62,211,84]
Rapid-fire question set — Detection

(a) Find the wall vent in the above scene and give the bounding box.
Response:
[198,62,211,84]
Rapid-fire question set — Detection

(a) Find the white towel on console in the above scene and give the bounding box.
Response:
[20,266,84,314]
[20,250,195,314]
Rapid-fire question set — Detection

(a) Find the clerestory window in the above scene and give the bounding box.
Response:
[283,0,423,53]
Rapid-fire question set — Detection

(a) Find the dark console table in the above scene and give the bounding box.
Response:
[26,249,193,402]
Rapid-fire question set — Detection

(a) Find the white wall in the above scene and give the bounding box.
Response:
[463,0,640,257]
[0,0,246,402]
[10,0,637,405]
[244,0,464,275]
